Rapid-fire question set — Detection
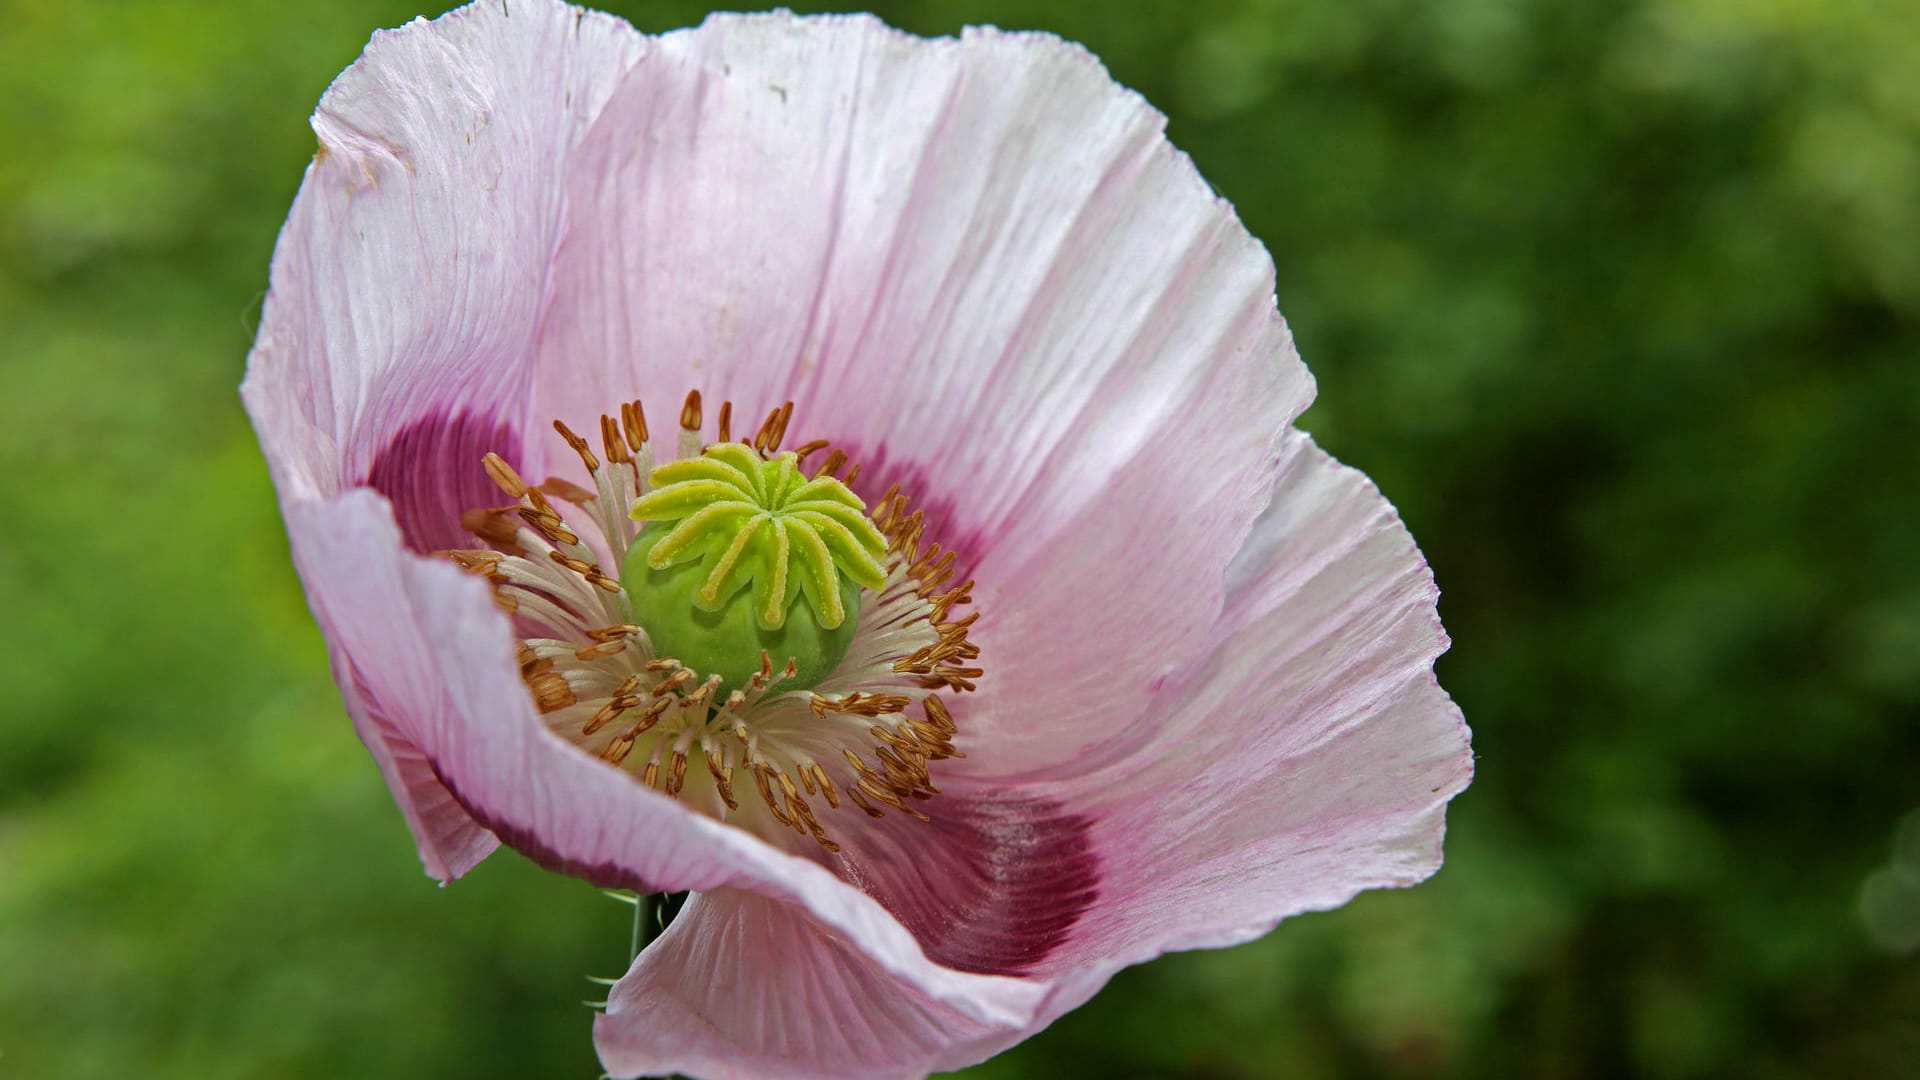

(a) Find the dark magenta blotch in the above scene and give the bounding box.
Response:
[365,411,523,554]
[836,796,1101,977]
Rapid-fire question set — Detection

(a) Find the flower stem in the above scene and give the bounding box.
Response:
[623,890,686,964]
[630,893,652,963]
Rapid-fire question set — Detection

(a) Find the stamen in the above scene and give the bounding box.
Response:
[459,506,522,548]
[538,477,597,505]
[445,394,983,853]
[526,671,576,714]
[483,452,528,498]
[621,401,648,450]
[553,419,600,473]
[600,415,632,466]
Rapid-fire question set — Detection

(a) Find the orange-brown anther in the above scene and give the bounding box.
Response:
[515,499,579,546]
[538,477,597,505]
[810,692,914,719]
[846,786,884,819]
[752,401,794,453]
[600,414,632,465]
[483,452,528,498]
[581,677,643,736]
[809,763,839,808]
[552,419,600,473]
[574,639,628,661]
[451,398,984,854]
[526,671,575,714]
[621,400,649,450]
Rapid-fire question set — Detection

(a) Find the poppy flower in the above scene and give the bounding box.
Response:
[243,2,1473,1077]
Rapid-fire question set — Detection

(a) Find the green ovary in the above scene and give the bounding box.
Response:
[623,443,888,691]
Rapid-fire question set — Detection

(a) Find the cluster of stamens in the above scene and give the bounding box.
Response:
[439,391,980,853]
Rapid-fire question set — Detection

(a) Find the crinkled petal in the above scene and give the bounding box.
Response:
[1022,429,1473,977]
[242,0,647,511]
[531,11,1313,774]
[243,0,646,872]
[595,889,1013,1080]
[284,490,1044,1032]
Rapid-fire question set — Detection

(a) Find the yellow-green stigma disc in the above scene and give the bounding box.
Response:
[623,443,887,691]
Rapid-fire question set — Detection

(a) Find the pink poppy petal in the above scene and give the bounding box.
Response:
[531,12,1312,771]
[244,1,647,867]
[1028,429,1473,973]
[243,0,648,520]
[284,489,1046,1027]
[337,660,499,881]
[596,888,1020,1080]
[828,794,1100,977]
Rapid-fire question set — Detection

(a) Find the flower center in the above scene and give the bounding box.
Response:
[622,441,888,691]
[440,393,979,852]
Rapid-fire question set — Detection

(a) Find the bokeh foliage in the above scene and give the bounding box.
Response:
[2,0,1916,1076]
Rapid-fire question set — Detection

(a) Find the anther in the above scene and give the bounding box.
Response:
[464,396,981,853]
[539,477,597,505]
[574,639,627,661]
[549,550,602,578]
[846,787,884,819]
[517,504,579,546]
[526,671,576,714]
[600,415,632,466]
[652,668,694,696]
[553,419,600,473]
[483,453,528,498]
[704,750,737,809]
[808,763,839,808]
[621,400,649,450]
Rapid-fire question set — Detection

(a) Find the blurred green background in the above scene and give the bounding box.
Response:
[3,0,1917,1076]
